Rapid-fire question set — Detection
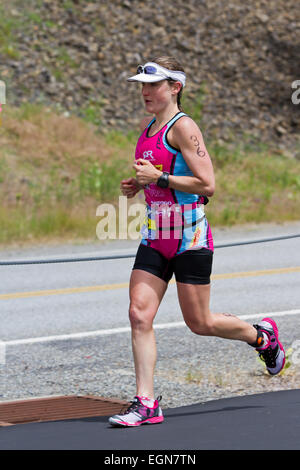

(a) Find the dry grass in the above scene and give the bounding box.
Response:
[0,104,135,244]
[0,103,299,246]
[1,105,112,169]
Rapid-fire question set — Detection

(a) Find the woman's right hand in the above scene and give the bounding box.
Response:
[120,177,142,198]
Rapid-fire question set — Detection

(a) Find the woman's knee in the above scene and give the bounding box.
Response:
[129,301,155,331]
[185,315,214,336]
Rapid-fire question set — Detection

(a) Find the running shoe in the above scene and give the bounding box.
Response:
[254,317,285,375]
[108,395,164,427]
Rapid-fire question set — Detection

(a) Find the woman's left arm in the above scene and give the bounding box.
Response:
[167,117,215,197]
[133,117,215,197]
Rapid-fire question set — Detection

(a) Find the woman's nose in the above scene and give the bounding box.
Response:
[142,83,149,95]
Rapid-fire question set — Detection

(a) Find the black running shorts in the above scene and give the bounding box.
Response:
[132,243,213,285]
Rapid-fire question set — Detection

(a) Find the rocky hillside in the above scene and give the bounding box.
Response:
[1,0,300,152]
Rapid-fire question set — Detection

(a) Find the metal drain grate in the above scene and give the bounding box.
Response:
[0,395,129,426]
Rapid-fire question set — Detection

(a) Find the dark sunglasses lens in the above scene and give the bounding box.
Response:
[144,66,157,75]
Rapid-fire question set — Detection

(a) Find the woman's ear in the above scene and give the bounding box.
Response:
[171,81,182,96]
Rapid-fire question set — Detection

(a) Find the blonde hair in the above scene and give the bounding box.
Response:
[151,56,185,111]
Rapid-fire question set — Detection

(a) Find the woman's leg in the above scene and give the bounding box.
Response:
[129,269,168,399]
[176,282,257,343]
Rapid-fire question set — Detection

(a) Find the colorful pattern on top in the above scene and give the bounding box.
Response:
[135,112,214,260]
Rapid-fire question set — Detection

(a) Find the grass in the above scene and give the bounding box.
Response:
[257,348,293,376]
[182,85,206,124]
[0,0,80,85]
[0,1,48,59]
[0,4,22,59]
[0,102,299,246]
[0,103,136,245]
[206,143,300,226]
[0,1,299,245]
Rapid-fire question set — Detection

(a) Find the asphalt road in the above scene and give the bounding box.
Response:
[0,221,300,408]
[1,222,300,341]
[1,389,300,450]
[0,222,300,450]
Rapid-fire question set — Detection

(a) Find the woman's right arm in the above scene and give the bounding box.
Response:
[120,177,143,198]
[120,116,153,198]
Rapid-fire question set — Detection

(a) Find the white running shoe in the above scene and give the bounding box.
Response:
[108,395,164,427]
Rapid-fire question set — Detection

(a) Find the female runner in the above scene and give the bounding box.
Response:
[108,56,285,427]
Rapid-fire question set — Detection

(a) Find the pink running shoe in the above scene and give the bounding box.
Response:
[108,396,164,427]
[254,317,285,375]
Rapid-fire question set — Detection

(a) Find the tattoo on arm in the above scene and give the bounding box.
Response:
[190,135,206,158]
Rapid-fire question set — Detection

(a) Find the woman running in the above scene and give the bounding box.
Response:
[108,56,285,427]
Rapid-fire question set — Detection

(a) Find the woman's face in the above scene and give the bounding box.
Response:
[141,80,176,114]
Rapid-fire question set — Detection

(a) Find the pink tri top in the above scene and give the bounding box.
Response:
[135,112,214,260]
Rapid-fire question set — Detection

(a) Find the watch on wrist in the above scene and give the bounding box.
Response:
[156,171,169,188]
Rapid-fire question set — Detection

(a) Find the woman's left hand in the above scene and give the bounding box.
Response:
[133,159,162,186]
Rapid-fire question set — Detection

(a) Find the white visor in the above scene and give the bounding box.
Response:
[127,62,186,88]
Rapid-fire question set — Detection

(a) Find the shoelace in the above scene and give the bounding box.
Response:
[123,400,140,415]
[121,395,162,415]
[259,346,277,368]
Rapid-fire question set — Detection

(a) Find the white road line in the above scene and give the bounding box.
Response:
[4,309,300,347]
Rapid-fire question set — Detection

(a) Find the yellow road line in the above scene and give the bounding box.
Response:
[0,266,299,301]
[211,266,300,280]
[0,282,129,300]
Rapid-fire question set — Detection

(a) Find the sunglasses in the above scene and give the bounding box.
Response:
[134,64,185,86]
[137,65,174,83]
[137,65,158,75]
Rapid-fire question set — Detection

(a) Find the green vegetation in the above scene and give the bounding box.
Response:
[182,86,206,124]
[0,103,136,244]
[1,2,299,245]
[205,139,300,226]
[0,102,299,246]
[0,1,44,58]
[0,4,22,59]
[80,99,104,127]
